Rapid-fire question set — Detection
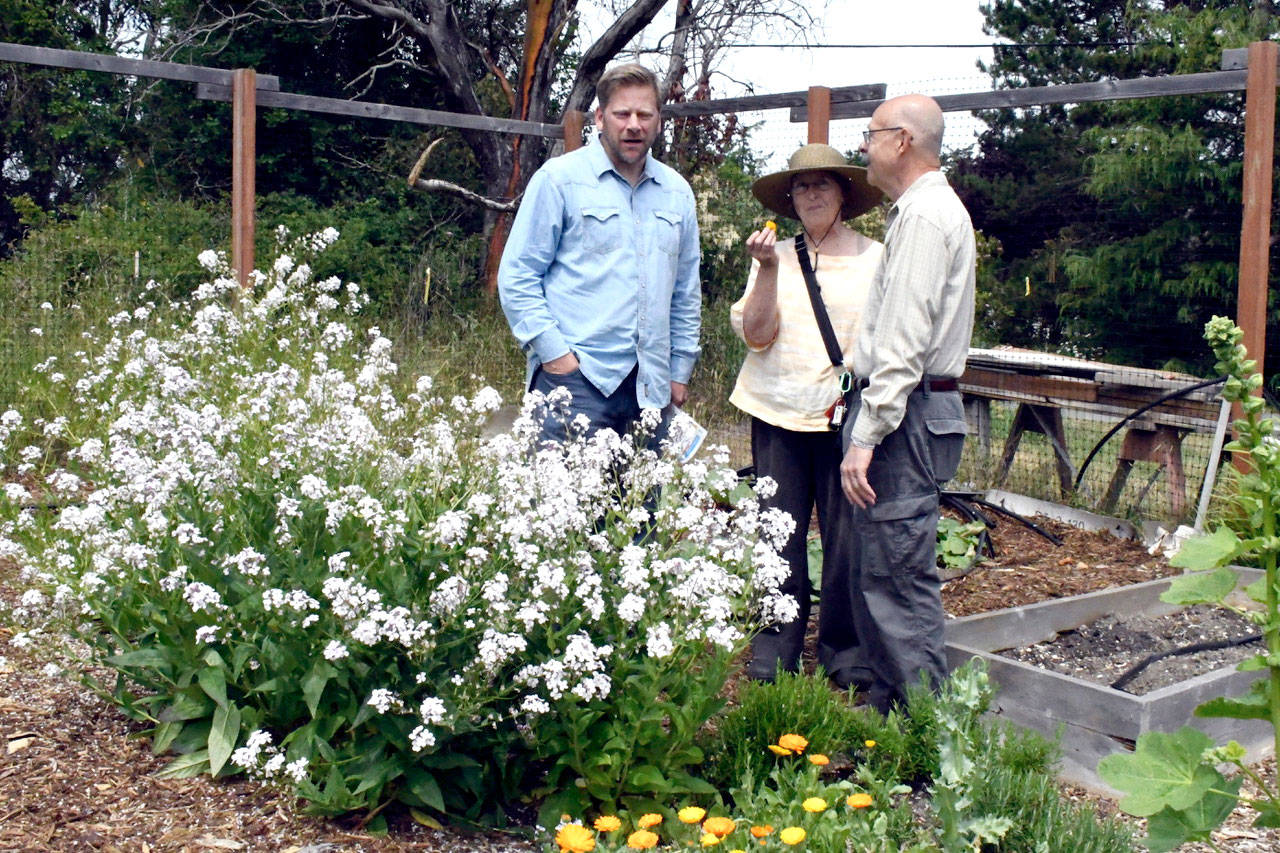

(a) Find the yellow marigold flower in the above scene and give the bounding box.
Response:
[556,823,596,853]
[767,744,793,756]
[764,220,777,232]
[779,827,806,846]
[730,850,747,853]
[847,793,874,809]
[749,825,773,838]
[807,753,829,766]
[801,797,827,813]
[637,813,664,829]
[679,806,707,824]
[777,733,808,754]
[864,739,876,749]
[703,816,735,838]
[594,815,623,833]
[627,829,660,850]
[701,832,721,847]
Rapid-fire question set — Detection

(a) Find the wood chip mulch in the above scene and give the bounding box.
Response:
[2,517,1277,851]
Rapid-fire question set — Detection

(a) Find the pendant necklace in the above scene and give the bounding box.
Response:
[804,216,839,273]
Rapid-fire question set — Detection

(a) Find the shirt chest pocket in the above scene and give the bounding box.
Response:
[580,206,624,255]
[653,209,682,256]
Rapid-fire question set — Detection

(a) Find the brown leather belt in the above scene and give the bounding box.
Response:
[921,377,959,393]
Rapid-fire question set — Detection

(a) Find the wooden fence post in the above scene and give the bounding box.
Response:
[562,110,585,151]
[232,68,256,292]
[807,86,831,144]
[1234,40,1276,471]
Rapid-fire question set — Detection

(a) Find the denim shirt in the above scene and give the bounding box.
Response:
[498,138,701,408]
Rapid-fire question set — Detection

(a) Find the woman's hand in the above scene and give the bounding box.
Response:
[745,225,779,268]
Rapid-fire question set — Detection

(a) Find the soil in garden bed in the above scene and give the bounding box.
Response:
[998,604,1264,695]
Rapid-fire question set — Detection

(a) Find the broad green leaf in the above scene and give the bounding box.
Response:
[409,809,443,829]
[155,748,210,779]
[1143,775,1241,852]
[626,764,669,793]
[1236,654,1268,672]
[1168,527,1241,571]
[151,720,183,754]
[1161,567,1238,605]
[302,664,334,717]
[403,769,446,813]
[1253,801,1280,828]
[207,703,242,776]
[158,688,212,722]
[1096,728,1223,816]
[198,666,228,709]
[1196,689,1270,721]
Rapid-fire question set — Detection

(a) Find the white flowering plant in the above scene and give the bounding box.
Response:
[0,229,794,827]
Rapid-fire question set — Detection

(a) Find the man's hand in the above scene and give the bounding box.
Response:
[543,351,579,375]
[670,381,688,408]
[840,445,877,508]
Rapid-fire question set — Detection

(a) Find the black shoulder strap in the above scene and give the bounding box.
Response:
[794,233,846,370]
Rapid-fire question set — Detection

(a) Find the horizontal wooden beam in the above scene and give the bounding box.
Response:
[0,41,279,90]
[196,84,564,138]
[1221,46,1280,71]
[662,83,886,117]
[791,69,1249,122]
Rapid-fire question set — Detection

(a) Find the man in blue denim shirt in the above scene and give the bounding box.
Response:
[498,63,701,442]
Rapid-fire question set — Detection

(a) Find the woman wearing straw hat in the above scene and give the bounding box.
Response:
[730,143,884,685]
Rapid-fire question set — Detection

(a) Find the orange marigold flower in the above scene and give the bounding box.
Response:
[701,832,721,847]
[807,753,830,766]
[847,793,874,809]
[627,829,660,849]
[749,825,774,838]
[777,733,808,754]
[801,797,827,813]
[703,816,735,838]
[594,815,622,833]
[556,823,596,853]
[637,813,663,829]
[779,827,806,846]
[678,806,707,824]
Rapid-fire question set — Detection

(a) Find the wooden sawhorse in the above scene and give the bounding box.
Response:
[995,403,1076,498]
[1101,424,1189,519]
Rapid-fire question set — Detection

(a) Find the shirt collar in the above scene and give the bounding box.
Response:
[587,136,660,185]
[891,169,947,212]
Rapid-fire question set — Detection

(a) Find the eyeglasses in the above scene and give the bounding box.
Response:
[788,176,838,196]
[862,126,904,144]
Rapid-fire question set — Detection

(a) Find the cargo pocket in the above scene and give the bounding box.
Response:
[925,417,967,484]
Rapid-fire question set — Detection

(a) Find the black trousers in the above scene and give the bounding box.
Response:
[747,417,858,677]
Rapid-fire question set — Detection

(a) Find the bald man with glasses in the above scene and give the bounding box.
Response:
[832,94,976,713]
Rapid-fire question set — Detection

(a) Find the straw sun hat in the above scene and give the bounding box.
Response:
[751,143,882,221]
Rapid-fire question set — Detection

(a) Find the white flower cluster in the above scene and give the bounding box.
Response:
[231,729,309,783]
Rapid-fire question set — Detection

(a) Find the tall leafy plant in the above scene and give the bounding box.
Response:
[1098,316,1280,849]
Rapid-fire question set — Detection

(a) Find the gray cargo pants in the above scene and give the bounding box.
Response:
[840,385,967,713]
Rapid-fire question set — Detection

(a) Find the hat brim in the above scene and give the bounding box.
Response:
[751,164,883,221]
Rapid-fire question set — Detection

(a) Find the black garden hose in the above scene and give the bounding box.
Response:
[1109,632,1262,692]
[1072,375,1227,494]
[946,491,1065,547]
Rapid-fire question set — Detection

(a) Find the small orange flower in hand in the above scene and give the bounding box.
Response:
[703,816,735,838]
[764,220,777,232]
[637,813,663,829]
[777,733,808,754]
[594,815,622,833]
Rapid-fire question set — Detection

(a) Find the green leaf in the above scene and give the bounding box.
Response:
[402,768,446,813]
[1196,689,1270,721]
[1096,728,1223,817]
[625,764,671,794]
[105,648,171,670]
[1160,567,1238,607]
[152,720,183,754]
[1253,801,1280,828]
[302,663,335,717]
[1168,528,1242,571]
[155,749,210,779]
[1143,775,1241,852]
[159,689,213,722]
[207,703,242,776]
[198,666,228,709]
